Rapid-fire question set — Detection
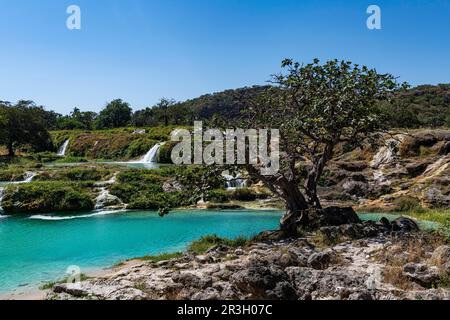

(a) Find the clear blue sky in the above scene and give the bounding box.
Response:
[1,0,449,114]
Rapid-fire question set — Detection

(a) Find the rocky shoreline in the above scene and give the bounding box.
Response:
[47,217,450,301]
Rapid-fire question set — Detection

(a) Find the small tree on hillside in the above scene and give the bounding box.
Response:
[239,59,406,235]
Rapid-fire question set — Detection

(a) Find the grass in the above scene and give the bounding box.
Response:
[188,235,249,255]
[135,252,183,262]
[405,209,450,228]
[312,230,347,248]
[39,273,90,290]
[377,232,448,290]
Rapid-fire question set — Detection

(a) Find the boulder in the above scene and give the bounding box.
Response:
[424,188,450,207]
[438,141,450,155]
[171,272,212,289]
[391,217,419,232]
[321,207,362,226]
[342,180,370,197]
[307,249,336,270]
[402,263,440,288]
[430,245,450,268]
[230,261,297,300]
[162,180,184,193]
[191,288,221,300]
[348,290,373,300]
[338,162,368,172]
[405,162,429,177]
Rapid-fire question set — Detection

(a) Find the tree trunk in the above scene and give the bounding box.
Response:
[7,142,14,157]
[279,180,309,237]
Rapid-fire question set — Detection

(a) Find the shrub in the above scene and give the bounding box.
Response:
[229,188,257,201]
[205,189,230,203]
[2,182,94,214]
[188,235,248,254]
[0,169,26,182]
[32,152,60,163]
[127,194,166,210]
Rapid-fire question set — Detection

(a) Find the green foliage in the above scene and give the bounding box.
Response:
[96,99,132,129]
[0,168,26,181]
[49,127,178,161]
[31,152,60,163]
[37,168,112,182]
[188,235,248,254]
[238,58,405,210]
[54,156,88,163]
[110,169,174,209]
[229,188,258,201]
[383,84,450,128]
[157,141,177,164]
[0,101,53,156]
[2,182,94,214]
[205,189,230,203]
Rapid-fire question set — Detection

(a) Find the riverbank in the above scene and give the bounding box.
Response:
[46,223,450,300]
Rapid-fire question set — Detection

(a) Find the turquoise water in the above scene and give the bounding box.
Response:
[0,209,440,294]
[0,209,281,293]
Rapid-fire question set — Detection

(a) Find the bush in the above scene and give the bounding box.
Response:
[32,152,60,163]
[229,188,257,201]
[188,235,248,254]
[127,194,166,210]
[2,182,94,214]
[36,168,112,182]
[205,189,230,203]
[127,192,186,210]
[0,168,26,182]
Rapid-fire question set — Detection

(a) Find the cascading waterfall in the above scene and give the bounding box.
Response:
[22,172,37,183]
[223,173,247,190]
[93,173,124,210]
[0,172,36,215]
[140,143,163,163]
[57,139,70,157]
[0,187,5,214]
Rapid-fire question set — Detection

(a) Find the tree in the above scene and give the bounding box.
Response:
[0,101,53,156]
[238,59,405,236]
[132,107,158,127]
[154,98,176,126]
[96,99,132,129]
[70,107,97,130]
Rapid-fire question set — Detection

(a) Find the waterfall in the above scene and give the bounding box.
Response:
[370,135,406,169]
[0,187,5,214]
[223,173,247,190]
[140,143,163,163]
[93,173,124,210]
[57,139,70,157]
[22,172,37,183]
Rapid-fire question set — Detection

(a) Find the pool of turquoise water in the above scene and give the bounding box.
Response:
[0,209,281,293]
[0,209,440,294]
